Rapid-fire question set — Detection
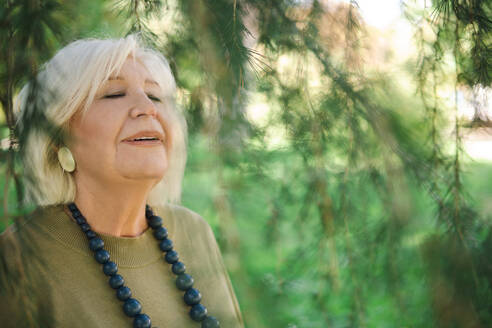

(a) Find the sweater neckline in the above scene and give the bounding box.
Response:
[31,204,173,268]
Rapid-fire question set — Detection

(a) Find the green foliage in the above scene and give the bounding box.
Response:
[1,0,491,327]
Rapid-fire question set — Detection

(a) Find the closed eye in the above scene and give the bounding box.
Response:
[147,94,161,102]
[104,93,125,99]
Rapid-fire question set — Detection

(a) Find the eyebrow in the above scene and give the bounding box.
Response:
[107,76,159,86]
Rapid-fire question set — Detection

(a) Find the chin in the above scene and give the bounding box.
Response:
[120,169,167,181]
[116,161,168,181]
[115,149,168,180]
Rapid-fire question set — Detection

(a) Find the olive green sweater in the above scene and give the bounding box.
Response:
[0,204,243,327]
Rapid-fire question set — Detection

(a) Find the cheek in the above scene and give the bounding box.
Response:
[71,110,122,164]
[158,111,175,153]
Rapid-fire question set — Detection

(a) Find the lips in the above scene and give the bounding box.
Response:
[121,130,165,146]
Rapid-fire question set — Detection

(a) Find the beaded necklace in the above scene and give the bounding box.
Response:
[67,203,220,328]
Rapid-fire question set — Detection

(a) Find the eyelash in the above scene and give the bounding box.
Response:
[103,93,161,102]
[147,95,161,102]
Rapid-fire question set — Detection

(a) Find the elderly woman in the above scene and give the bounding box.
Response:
[0,35,243,327]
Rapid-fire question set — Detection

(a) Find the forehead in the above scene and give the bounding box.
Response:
[107,58,159,86]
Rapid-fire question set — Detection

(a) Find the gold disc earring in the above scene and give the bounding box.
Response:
[57,146,76,172]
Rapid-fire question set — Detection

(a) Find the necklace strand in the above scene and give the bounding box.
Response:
[67,203,220,328]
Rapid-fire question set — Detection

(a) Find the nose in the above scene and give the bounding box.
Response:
[130,92,157,118]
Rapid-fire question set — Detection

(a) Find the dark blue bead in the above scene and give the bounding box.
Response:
[164,250,179,264]
[75,216,86,225]
[133,313,151,328]
[202,316,220,328]
[123,298,142,317]
[89,237,104,251]
[176,273,194,291]
[117,286,132,301]
[159,238,173,252]
[72,210,82,217]
[68,203,77,211]
[85,230,97,239]
[145,206,153,218]
[153,227,168,240]
[190,304,208,322]
[80,223,91,232]
[94,249,110,264]
[103,261,118,276]
[109,274,125,289]
[147,215,162,229]
[172,262,186,275]
[184,288,202,305]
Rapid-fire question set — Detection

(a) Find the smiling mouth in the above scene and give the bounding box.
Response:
[122,137,163,146]
[121,130,165,146]
[131,137,160,141]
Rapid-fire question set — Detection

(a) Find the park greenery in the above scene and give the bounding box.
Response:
[1,0,491,327]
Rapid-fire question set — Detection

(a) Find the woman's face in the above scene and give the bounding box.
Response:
[69,58,172,187]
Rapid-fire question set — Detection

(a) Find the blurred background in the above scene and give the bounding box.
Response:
[1,0,491,327]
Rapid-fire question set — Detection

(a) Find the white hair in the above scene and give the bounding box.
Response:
[15,35,187,207]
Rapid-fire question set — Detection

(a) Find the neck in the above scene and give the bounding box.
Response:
[73,176,154,237]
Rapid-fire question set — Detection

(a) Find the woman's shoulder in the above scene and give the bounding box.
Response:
[155,203,212,231]
[153,203,219,248]
[0,209,52,307]
[0,205,74,248]
[0,207,43,251]
[157,203,202,219]
[0,205,63,234]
